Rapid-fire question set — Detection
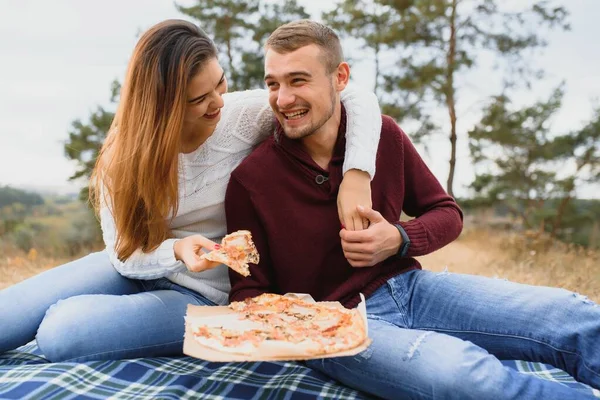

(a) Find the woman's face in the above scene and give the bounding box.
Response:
[183,58,228,135]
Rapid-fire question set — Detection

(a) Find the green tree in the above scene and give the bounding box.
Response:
[63,80,119,201]
[324,0,569,197]
[238,0,310,89]
[177,0,309,90]
[469,88,600,241]
[323,0,394,97]
[176,0,260,91]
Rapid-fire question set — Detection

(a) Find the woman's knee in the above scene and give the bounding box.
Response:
[36,295,101,362]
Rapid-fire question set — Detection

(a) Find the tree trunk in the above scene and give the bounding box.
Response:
[590,222,599,249]
[223,16,236,91]
[374,42,380,97]
[444,0,458,198]
[226,35,235,91]
[551,195,572,238]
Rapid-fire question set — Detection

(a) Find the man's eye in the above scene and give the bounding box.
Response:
[266,82,278,88]
[292,79,306,84]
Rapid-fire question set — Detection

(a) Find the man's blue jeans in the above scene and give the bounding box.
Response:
[306,269,600,399]
[0,251,215,362]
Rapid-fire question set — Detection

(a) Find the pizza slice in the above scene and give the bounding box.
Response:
[200,230,259,277]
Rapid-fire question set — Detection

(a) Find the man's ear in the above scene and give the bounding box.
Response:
[335,62,350,91]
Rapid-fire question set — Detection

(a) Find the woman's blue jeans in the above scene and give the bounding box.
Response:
[306,269,600,400]
[0,251,214,362]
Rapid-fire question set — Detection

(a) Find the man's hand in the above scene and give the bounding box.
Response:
[174,234,221,273]
[337,169,372,231]
[340,206,402,267]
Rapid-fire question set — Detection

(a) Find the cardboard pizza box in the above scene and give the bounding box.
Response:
[183,293,371,362]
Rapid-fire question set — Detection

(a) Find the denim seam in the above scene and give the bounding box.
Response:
[421,327,600,380]
[385,281,410,328]
[60,339,184,363]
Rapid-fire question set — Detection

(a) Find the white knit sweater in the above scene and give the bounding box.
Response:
[100,85,382,305]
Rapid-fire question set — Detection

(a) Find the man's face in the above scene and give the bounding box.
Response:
[264,44,337,139]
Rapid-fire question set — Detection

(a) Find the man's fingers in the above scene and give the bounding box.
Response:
[346,259,372,268]
[340,229,372,243]
[343,251,372,261]
[356,205,383,224]
[341,240,374,254]
[362,217,369,230]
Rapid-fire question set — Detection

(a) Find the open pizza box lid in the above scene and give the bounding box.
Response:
[183,293,371,362]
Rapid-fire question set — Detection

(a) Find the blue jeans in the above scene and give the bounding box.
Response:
[0,251,214,362]
[306,269,600,400]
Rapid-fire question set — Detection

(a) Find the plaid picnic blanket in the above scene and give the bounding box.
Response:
[1,343,598,399]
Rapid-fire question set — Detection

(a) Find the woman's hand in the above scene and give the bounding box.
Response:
[340,206,401,267]
[337,169,372,230]
[174,235,221,273]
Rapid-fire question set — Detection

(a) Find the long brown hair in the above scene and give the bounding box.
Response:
[90,20,217,261]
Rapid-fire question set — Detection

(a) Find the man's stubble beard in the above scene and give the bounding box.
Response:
[282,80,336,140]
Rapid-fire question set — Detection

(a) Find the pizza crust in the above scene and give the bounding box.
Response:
[200,230,259,277]
[187,293,368,358]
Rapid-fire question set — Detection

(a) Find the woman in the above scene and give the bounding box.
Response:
[0,19,382,362]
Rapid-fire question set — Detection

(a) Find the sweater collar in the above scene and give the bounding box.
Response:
[274,104,347,174]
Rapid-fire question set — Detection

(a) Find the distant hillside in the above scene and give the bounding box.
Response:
[0,185,44,208]
[0,186,101,256]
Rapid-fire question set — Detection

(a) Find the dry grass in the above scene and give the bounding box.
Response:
[1,228,599,303]
[0,243,82,290]
[418,227,599,303]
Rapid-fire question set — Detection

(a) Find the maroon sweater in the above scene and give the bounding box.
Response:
[226,111,463,308]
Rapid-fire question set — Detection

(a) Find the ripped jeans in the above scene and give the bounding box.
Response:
[306,269,600,400]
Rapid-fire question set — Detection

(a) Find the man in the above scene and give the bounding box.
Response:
[225,20,600,400]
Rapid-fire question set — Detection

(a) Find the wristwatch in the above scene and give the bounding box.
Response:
[393,223,411,258]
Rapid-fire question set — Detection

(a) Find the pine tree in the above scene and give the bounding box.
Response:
[323,0,569,197]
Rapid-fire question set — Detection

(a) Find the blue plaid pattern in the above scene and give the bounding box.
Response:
[1,343,598,399]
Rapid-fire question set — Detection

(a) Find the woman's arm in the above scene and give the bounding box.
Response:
[338,82,382,230]
[99,193,219,279]
[339,82,382,179]
[224,83,382,230]
[222,83,382,170]
[99,201,188,279]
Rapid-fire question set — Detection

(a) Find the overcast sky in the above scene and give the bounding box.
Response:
[1,0,598,197]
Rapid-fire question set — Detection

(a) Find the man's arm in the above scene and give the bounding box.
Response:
[225,174,278,302]
[396,124,463,257]
[340,120,463,266]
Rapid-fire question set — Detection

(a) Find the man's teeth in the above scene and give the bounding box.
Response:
[284,110,308,120]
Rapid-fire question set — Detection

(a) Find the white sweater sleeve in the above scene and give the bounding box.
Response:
[222,84,381,178]
[340,82,381,179]
[99,196,188,279]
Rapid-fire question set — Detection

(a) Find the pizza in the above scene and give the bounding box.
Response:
[201,230,259,277]
[187,293,368,358]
